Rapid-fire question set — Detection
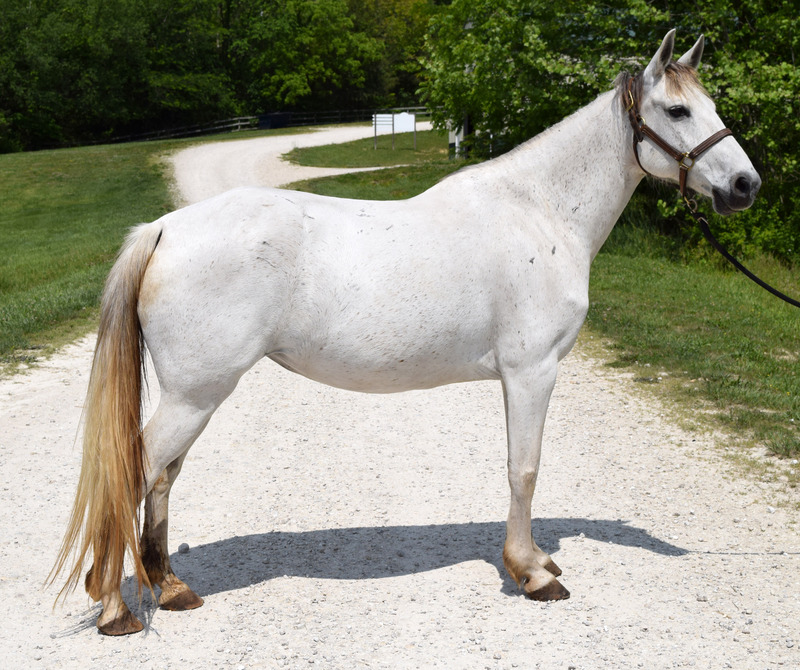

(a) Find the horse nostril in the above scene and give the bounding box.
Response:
[734,176,751,196]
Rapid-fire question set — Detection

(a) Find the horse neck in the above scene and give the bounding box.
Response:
[488,89,641,261]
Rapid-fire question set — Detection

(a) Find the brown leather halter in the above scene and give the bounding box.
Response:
[623,75,800,309]
[625,76,732,198]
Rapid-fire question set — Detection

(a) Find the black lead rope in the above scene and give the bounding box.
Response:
[683,198,800,309]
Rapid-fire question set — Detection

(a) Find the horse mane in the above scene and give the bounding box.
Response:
[440,61,710,184]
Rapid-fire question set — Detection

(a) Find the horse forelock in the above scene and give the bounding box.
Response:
[663,62,708,99]
[615,61,708,109]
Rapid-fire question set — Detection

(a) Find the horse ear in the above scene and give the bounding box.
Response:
[677,35,704,70]
[643,29,676,83]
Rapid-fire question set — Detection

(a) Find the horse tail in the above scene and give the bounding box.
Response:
[50,221,163,604]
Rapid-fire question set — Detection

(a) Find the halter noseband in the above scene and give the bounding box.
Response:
[625,76,732,199]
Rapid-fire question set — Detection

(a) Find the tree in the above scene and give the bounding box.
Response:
[0,0,152,147]
[420,0,800,261]
[419,0,668,154]
[348,0,439,107]
[233,0,382,111]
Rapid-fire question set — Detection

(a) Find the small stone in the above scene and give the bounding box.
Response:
[178,543,190,554]
[696,594,708,602]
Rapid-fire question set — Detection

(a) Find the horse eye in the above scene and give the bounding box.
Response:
[668,105,690,119]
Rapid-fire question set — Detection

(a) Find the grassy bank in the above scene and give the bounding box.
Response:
[284,130,464,200]
[587,238,799,462]
[0,127,305,371]
[0,142,175,367]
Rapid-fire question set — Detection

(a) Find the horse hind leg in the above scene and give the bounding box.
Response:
[141,453,204,612]
[92,394,220,634]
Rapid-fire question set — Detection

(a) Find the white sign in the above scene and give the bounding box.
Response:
[373,112,416,135]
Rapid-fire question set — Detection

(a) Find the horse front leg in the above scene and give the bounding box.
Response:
[501,364,570,601]
[141,454,204,612]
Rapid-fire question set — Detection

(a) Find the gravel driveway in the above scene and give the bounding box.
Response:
[1,125,797,669]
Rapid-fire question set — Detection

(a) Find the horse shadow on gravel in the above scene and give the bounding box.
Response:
[165,518,688,600]
[57,518,686,635]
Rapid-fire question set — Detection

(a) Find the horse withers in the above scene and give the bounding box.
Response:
[51,30,759,635]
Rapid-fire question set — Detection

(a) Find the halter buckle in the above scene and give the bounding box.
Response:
[679,152,695,171]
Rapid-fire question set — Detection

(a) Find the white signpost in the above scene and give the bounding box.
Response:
[372,112,417,150]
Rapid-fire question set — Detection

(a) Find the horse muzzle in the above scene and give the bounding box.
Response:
[712,170,761,215]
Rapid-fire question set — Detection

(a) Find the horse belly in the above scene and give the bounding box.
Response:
[269,294,499,393]
[269,347,497,394]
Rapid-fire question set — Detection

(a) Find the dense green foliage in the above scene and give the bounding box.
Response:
[420,0,800,262]
[0,0,438,151]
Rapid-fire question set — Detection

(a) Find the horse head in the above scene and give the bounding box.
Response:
[628,29,760,215]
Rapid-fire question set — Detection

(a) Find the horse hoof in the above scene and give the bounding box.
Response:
[524,576,570,602]
[540,557,562,577]
[97,609,144,636]
[159,586,204,611]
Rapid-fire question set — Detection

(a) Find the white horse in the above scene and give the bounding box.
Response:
[51,31,760,635]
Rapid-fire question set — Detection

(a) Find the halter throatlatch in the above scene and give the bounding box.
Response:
[623,74,800,309]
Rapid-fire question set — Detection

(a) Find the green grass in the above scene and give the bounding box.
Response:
[285,130,465,200]
[0,143,174,368]
[587,244,799,460]
[287,163,464,200]
[283,128,452,168]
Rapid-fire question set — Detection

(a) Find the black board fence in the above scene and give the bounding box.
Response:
[111,107,429,144]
